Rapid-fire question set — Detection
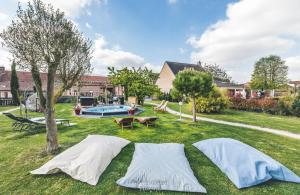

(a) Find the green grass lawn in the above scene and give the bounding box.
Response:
[0,105,17,112]
[0,103,299,194]
[151,101,300,134]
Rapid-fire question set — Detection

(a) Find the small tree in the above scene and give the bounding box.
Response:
[1,0,92,153]
[128,68,159,105]
[10,60,20,105]
[173,69,213,122]
[108,67,158,105]
[108,67,133,100]
[250,55,288,90]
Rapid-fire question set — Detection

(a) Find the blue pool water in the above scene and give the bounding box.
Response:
[81,105,142,117]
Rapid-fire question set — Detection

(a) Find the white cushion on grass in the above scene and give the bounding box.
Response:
[193,138,300,188]
[31,135,130,185]
[117,143,207,193]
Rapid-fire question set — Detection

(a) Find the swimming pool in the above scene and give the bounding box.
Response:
[81,105,143,117]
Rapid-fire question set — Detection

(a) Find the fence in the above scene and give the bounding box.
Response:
[0,98,15,106]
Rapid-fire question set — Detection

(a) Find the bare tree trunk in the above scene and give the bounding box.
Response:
[45,69,58,153]
[192,97,196,122]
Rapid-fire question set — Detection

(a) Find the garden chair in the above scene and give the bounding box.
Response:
[135,116,159,127]
[156,101,168,112]
[2,112,29,131]
[30,117,71,126]
[153,100,165,111]
[21,118,46,132]
[114,117,134,130]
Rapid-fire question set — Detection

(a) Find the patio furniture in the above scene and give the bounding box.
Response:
[2,112,28,130]
[135,117,159,127]
[153,100,165,111]
[155,101,168,112]
[3,113,71,132]
[114,117,134,130]
[30,117,70,126]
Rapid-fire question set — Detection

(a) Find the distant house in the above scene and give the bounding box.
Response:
[289,81,300,94]
[0,66,120,103]
[155,61,247,97]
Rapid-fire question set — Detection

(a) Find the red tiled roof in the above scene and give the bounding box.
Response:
[80,75,109,83]
[0,70,110,91]
[289,81,300,85]
[0,71,48,91]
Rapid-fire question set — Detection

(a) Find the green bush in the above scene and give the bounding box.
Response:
[195,97,228,113]
[276,95,294,115]
[291,94,300,117]
[194,87,228,113]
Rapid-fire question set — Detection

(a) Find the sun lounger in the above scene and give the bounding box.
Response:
[153,100,165,111]
[3,113,71,132]
[135,116,159,127]
[155,101,168,112]
[114,117,134,130]
[2,112,28,130]
[30,117,70,126]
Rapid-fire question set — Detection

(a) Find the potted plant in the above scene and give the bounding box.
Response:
[74,104,81,115]
[128,107,135,116]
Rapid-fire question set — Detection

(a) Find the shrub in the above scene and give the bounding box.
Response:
[229,97,278,113]
[194,87,228,113]
[259,98,278,114]
[276,95,294,115]
[195,97,228,113]
[291,94,300,117]
[229,96,247,110]
[247,99,262,112]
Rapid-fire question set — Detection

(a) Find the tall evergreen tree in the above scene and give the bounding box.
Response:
[10,60,20,105]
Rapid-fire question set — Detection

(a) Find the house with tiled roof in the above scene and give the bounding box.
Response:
[0,66,119,102]
[155,61,247,97]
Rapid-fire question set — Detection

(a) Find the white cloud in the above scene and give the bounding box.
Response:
[91,34,158,75]
[187,0,300,82]
[85,22,92,29]
[168,0,177,5]
[285,56,300,81]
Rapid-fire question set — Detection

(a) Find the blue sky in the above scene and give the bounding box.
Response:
[79,0,233,65]
[0,0,299,82]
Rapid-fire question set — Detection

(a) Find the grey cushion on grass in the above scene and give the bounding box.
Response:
[193,138,300,188]
[117,143,207,193]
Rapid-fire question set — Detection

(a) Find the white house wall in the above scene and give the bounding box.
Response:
[155,63,176,93]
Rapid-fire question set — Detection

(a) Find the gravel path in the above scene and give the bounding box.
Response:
[147,102,300,140]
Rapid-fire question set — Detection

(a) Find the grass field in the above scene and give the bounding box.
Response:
[0,105,17,112]
[0,104,299,194]
[151,100,300,134]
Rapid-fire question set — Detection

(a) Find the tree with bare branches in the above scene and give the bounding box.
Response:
[0,0,92,153]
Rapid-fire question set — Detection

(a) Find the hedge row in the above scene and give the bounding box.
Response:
[229,95,300,117]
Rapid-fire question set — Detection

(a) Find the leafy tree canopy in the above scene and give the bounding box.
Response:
[250,55,288,90]
[198,61,232,82]
[173,68,213,121]
[108,67,159,104]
